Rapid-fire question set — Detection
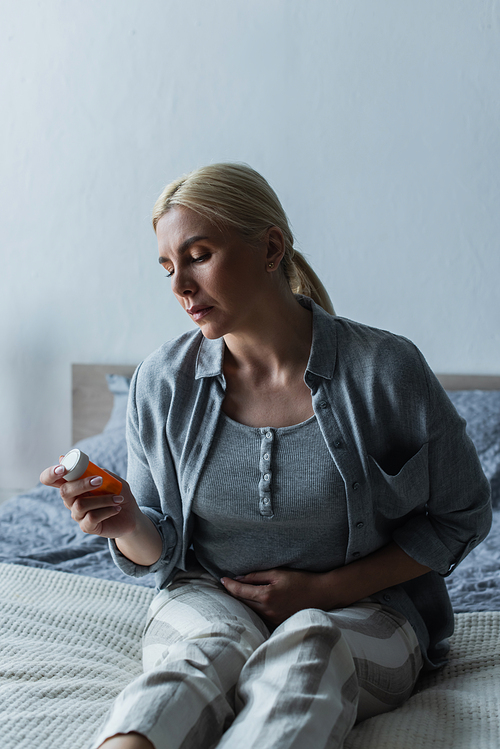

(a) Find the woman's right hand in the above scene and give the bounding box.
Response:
[39,460,142,540]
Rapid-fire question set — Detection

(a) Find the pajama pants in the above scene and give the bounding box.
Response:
[91,563,423,749]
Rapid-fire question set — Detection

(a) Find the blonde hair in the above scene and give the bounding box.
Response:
[152,163,335,315]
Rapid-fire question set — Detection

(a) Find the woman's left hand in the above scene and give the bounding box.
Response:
[220,568,328,626]
[221,543,433,627]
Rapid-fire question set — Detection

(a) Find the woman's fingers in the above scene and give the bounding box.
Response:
[71,494,123,522]
[221,569,321,626]
[78,504,123,535]
[233,570,275,584]
[59,474,107,506]
[221,577,270,603]
[39,463,67,488]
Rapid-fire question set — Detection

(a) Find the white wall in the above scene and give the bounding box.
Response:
[1,0,499,496]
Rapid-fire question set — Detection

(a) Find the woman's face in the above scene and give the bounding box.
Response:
[156,205,273,340]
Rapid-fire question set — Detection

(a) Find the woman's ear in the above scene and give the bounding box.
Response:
[265,226,286,270]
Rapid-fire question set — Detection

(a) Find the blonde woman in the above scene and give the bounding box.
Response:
[41,163,491,749]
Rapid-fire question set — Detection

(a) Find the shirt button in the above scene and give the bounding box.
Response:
[352,482,360,491]
[263,453,269,460]
[333,439,342,448]
[262,497,270,505]
[352,551,361,558]
[383,594,391,602]
[266,431,272,439]
[264,474,270,481]
[356,521,364,529]
[319,401,328,409]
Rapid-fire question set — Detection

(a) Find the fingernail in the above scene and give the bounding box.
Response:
[113,496,124,503]
[90,476,103,487]
[54,465,65,475]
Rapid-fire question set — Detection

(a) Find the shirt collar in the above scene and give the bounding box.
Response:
[195,334,225,379]
[194,295,337,381]
[298,295,337,380]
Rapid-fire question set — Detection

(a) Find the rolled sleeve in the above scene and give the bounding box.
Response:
[108,509,177,578]
[393,358,492,576]
[392,504,490,576]
[107,364,182,582]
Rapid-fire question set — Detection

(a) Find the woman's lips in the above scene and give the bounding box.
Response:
[187,306,214,322]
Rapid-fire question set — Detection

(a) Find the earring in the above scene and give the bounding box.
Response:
[268,262,275,268]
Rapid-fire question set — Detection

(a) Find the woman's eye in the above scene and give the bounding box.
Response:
[164,254,209,279]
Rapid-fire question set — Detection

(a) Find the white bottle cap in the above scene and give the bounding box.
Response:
[60,449,90,481]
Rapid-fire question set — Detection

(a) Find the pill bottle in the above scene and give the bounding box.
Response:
[60,449,122,496]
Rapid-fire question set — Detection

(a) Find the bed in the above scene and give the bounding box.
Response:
[1,365,499,749]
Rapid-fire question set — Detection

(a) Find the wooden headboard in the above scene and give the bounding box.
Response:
[72,364,137,444]
[71,364,500,444]
[436,375,500,391]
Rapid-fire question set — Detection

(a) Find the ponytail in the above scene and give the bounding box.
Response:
[282,249,335,315]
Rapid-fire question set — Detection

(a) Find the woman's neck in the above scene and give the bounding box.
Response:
[222,294,313,382]
[221,295,315,428]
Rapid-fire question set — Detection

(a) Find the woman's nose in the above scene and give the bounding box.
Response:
[171,268,196,297]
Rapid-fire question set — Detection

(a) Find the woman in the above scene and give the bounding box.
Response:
[41,163,491,749]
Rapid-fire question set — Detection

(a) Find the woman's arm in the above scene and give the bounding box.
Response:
[114,511,163,567]
[221,541,430,626]
[39,461,163,568]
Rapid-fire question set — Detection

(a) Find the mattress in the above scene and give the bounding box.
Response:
[1,562,499,749]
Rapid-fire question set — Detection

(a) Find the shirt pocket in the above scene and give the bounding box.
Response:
[368,442,429,518]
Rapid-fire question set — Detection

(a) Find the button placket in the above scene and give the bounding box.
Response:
[259,428,274,517]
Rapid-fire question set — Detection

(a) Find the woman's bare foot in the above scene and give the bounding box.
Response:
[99,733,154,749]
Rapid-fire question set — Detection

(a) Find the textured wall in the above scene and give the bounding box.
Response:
[1,0,499,495]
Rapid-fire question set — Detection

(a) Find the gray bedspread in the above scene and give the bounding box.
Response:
[1,387,499,610]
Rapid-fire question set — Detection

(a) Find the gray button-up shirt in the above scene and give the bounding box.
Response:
[111,296,491,669]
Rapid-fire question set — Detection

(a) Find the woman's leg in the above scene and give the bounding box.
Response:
[333,600,423,724]
[97,734,154,749]
[91,565,269,749]
[216,600,422,749]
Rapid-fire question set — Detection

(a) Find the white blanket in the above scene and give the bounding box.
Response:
[0,563,154,749]
[1,563,499,749]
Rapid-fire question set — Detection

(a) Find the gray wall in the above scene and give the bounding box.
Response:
[1,0,499,495]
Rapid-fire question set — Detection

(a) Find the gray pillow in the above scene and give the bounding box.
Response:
[104,374,131,432]
[447,390,500,508]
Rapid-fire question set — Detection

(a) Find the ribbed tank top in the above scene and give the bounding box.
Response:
[191,412,348,579]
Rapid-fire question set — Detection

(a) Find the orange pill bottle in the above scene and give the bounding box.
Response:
[60,449,122,496]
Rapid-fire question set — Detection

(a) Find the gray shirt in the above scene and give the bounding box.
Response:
[191,413,348,579]
[111,296,492,669]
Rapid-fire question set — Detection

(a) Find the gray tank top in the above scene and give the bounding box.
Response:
[191,412,348,579]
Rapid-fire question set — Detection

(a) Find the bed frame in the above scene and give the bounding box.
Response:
[72,363,137,444]
[72,363,500,443]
